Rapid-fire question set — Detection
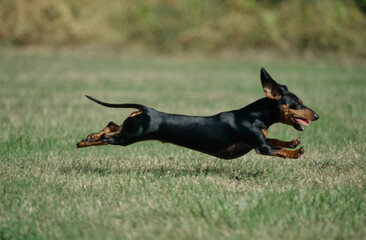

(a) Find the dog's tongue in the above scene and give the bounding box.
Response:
[294,117,310,126]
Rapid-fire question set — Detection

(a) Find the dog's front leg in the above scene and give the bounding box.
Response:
[266,138,301,149]
[254,128,304,159]
[255,144,304,159]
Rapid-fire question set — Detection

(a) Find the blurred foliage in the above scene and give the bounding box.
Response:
[0,0,365,54]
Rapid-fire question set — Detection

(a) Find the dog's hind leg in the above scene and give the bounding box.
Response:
[77,121,121,148]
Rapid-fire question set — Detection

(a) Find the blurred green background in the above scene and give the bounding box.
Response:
[1,0,365,56]
[1,1,366,239]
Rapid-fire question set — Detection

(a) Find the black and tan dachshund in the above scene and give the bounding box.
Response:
[77,68,319,159]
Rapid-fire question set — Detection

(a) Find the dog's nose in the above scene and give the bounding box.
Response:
[314,113,319,120]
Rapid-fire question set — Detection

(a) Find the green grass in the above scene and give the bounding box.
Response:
[0,49,365,240]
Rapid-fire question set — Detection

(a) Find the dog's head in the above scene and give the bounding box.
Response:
[260,68,319,131]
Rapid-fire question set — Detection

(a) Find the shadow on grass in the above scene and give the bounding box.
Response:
[58,164,265,181]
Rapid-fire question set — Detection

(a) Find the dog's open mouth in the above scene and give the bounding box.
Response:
[291,115,310,131]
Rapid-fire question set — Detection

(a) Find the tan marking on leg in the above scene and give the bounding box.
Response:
[267,138,301,148]
[225,144,236,152]
[261,128,267,138]
[77,140,108,148]
[273,147,304,159]
[77,121,121,148]
[88,121,121,140]
[255,146,304,159]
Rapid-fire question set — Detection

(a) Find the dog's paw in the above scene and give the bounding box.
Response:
[76,140,84,148]
[294,147,304,158]
[288,138,301,149]
[82,132,98,142]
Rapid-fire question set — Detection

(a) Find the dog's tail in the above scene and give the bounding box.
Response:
[85,95,147,110]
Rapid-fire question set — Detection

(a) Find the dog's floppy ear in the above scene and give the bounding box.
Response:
[260,67,282,100]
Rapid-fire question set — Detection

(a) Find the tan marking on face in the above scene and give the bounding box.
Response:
[279,104,292,125]
[280,104,317,125]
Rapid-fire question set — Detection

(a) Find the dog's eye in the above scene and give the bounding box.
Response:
[296,102,302,109]
[290,102,301,109]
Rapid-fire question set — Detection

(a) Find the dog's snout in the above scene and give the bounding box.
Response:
[314,113,319,120]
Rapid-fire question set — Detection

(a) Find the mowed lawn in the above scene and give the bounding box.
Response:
[0,49,365,240]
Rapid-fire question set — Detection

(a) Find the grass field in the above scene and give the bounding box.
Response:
[0,49,365,240]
